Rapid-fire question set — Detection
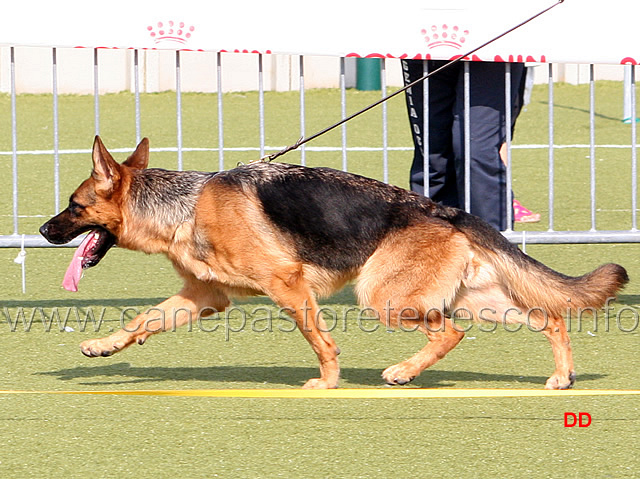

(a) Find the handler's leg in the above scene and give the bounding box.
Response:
[402,59,460,206]
[451,61,525,230]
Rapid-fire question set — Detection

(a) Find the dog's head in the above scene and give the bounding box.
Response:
[40,136,149,290]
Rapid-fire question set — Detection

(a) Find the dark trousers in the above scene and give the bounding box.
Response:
[402,60,526,231]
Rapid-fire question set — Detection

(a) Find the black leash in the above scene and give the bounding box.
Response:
[265,0,564,163]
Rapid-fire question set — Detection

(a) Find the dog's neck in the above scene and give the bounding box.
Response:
[118,168,215,253]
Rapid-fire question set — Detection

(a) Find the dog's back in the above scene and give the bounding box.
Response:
[212,162,460,270]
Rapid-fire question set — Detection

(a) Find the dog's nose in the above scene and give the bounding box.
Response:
[39,223,49,238]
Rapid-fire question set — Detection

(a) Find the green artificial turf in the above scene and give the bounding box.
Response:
[0,81,639,478]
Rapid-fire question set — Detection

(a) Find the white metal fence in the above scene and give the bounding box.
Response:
[1,47,638,252]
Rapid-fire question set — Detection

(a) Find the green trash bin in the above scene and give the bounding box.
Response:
[356,57,381,91]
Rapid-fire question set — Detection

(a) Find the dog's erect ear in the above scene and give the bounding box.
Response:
[91,136,120,195]
[122,137,149,170]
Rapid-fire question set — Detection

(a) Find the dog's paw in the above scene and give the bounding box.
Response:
[544,371,576,390]
[302,378,338,389]
[80,337,129,358]
[382,364,417,386]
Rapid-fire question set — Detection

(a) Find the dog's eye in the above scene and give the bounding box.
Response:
[68,200,86,215]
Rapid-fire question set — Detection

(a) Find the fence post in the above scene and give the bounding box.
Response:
[623,65,638,124]
[299,55,306,166]
[93,48,100,136]
[176,50,183,170]
[11,46,18,236]
[52,48,60,214]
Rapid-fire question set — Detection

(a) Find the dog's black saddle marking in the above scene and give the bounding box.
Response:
[217,162,447,272]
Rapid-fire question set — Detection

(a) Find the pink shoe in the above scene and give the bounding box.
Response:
[513,199,541,223]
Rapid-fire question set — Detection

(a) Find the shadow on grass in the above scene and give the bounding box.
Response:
[235,286,358,307]
[1,286,358,309]
[36,362,606,388]
[1,298,168,309]
[617,294,640,306]
[538,101,622,122]
[6,288,634,310]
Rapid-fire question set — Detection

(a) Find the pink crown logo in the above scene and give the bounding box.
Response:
[147,21,195,44]
[421,25,468,50]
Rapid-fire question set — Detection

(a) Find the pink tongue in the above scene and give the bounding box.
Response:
[62,232,95,292]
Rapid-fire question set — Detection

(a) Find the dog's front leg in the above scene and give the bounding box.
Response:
[268,274,341,389]
[80,281,229,357]
[288,299,341,390]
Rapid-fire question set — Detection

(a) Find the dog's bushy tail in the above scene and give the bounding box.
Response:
[493,252,629,318]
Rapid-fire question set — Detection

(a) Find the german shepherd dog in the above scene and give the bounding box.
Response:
[40,137,628,389]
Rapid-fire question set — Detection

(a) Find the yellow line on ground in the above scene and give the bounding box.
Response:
[1,389,640,398]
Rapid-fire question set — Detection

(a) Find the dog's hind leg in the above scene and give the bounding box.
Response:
[541,317,575,389]
[381,312,465,385]
[80,277,230,357]
[356,223,470,386]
